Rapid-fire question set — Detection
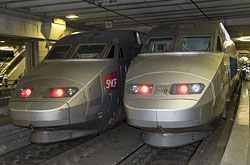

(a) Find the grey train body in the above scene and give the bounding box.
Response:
[124,22,239,147]
[9,30,141,143]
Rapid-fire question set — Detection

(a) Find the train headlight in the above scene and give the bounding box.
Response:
[127,84,153,95]
[190,84,203,93]
[170,83,205,95]
[44,87,78,98]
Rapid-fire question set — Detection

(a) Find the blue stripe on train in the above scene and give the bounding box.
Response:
[230,57,237,80]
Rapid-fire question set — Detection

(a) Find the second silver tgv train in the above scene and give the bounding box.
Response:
[9,30,141,143]
[124,22,239,147]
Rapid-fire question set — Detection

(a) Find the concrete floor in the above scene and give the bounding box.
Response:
[221,81,250,165]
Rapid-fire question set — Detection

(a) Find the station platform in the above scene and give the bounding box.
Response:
[221,81,250,165]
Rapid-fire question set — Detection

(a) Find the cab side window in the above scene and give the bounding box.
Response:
[217,37,222,51]
[107,45,115,58]
[119,48,124,59]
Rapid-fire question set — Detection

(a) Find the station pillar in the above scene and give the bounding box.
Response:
[25,40,39,72]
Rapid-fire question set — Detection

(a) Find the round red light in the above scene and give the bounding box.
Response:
[178,84,189,94]
[19,88,32,97]
[53,88,65,97]
[138,85,151,95]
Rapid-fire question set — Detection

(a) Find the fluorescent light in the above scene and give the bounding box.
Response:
[72,31,80,35]
[240,56,249,61]
[239,36,250,42]
[65,15,79,19]
[0,46,14,51]
[53,18,66,25]
[0,46,8,49]
[0,41,5,43]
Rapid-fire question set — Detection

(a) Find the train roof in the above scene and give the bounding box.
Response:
[148,21,221,38]
[57,30,139,45]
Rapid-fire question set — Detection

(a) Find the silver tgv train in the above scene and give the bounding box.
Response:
[9,30,141,143]
[124,22,239,147]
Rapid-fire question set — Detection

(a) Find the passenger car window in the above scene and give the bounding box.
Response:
[147,38,172,52]
[74,45,105,59]
[181,36,211,51]
[46,45,71,59]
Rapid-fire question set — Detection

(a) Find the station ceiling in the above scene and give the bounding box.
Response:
[0,0,250,50]
[0,0,250,30]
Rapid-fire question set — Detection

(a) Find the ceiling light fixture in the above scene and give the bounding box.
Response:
[72,31,80,35]
[65,15,79,19]
[0,41,5,43]
[239,36,250,42]
[53,18,66,25]
[0,46,14,51]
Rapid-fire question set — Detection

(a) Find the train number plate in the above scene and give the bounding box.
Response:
[154,84,169,95]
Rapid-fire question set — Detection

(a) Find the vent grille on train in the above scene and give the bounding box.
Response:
[154,84,169,95]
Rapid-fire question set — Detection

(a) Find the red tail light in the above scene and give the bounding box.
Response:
[44,87,78,98]
[53,88,65,97]
[178,84,189,94]
[19,88,32,98]
[128,84,153,95]
[44,88,65,98]
[170,83,204,95]
[138,85,151,95]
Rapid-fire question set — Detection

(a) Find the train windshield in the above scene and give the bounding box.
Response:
[74,44,105,59]
[181,36,211,51]
[147,37,172,52]
[47,45,71,59]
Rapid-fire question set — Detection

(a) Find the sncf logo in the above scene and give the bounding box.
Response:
[104,72,118,91]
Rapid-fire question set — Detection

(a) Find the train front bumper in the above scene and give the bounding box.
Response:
[125,99,213,129]
[9,101,69,127]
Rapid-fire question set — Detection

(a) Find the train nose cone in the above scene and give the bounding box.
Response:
[8,77,82,127]
[20,60,114,87]
[124,53,221,130]
[126,53,222,84]
[124,71,214,129]
[125,98,202,128]
[9,60,116,128]
[9,101,70,127]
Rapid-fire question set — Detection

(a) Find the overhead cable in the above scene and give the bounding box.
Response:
[84,0,153,27]
[190,0,210,20]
